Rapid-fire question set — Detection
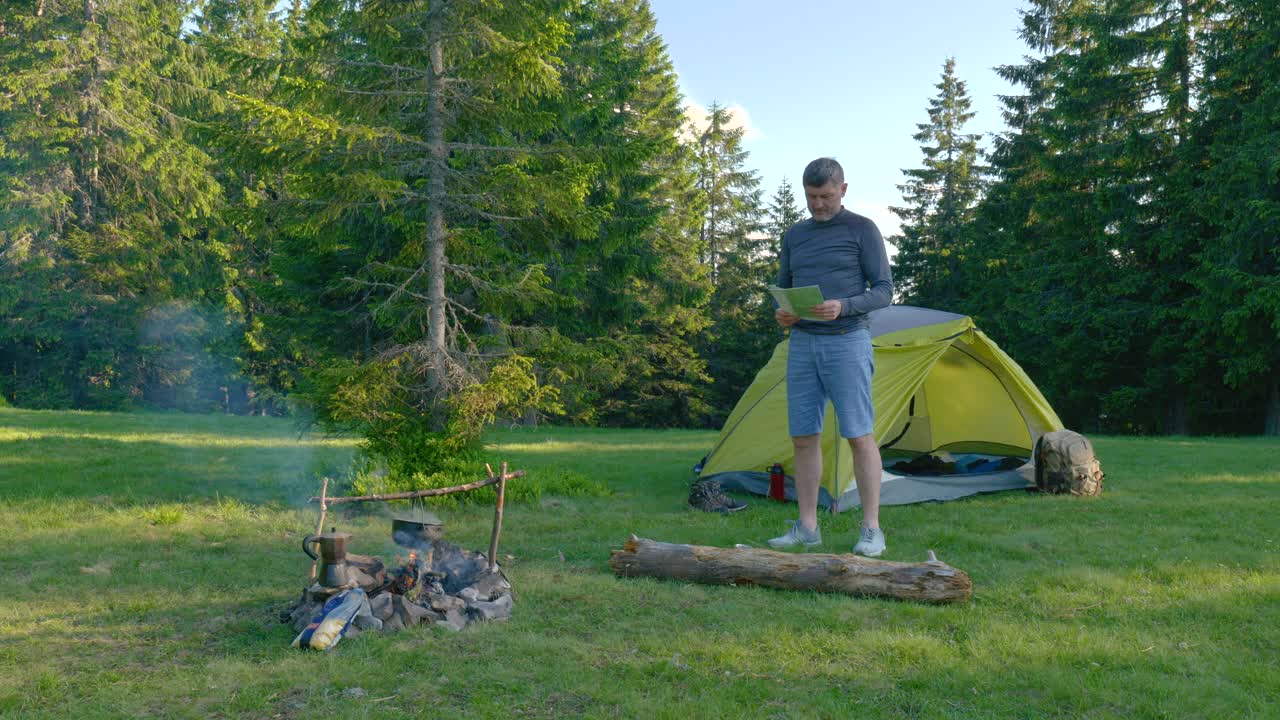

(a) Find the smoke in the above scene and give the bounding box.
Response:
[139,300,235,412]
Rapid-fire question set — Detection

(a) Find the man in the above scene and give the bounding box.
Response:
[767,157,893,556]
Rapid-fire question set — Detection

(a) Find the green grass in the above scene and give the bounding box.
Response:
[1,407,1278,719]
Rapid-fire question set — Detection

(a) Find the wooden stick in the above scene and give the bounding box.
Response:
[309,477,330,582]
[487,462,509,572]
[309,470,525,504]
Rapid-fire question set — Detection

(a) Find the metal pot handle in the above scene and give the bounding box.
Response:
[302,534,319,560]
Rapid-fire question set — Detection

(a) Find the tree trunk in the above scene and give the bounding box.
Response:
[1266,380,1279,437]
[77,0,102,227]
[424,23,448,387]
[1174,0,1194,142]
[609,535,971,604]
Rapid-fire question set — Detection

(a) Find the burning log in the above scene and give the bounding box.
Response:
[609,535,972,604]
[387,562,417,597]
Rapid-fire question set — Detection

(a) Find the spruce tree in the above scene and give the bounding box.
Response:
[888,57,984,308]
[223,0,584,478]
[0,0,227,409]
[1191,0,1280,434]
[692,103,768,422]
[970,0,1215,432]
[532,0,712,427]
[765,178,805,260]
[695,103,763,282]
[1099,0,1215,434]
[189,0,294,414]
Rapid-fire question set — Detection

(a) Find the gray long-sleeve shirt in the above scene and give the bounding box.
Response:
[776,207,894,334]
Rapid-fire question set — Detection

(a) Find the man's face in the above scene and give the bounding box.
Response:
[804,181,847,222]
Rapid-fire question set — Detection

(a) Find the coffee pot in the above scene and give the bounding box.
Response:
[302,527,352,588]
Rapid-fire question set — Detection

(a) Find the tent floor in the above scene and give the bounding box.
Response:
[702,463,1035,512]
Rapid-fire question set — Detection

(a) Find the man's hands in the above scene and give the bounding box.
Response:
[811,300,842,321]
[776,300,842,326]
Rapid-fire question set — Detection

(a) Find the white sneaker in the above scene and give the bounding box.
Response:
[853,527,886,557]
[767,520,822,549]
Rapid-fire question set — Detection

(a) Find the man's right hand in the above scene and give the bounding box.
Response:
[775,308,799,327]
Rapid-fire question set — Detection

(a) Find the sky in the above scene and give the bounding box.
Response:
[647,0,1035,245]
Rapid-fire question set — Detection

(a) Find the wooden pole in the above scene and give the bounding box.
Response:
[487,462,508,572]
[309,470,524,505]
[308,477,329,582]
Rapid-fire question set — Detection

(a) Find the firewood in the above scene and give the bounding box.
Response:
[609,535,971,604]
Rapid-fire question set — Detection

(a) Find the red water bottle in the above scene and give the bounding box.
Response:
[768,463,786,501]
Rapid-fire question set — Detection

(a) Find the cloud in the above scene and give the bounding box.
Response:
[681,101,765,142]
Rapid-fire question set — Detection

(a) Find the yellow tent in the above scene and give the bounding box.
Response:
[696,306,1063,510]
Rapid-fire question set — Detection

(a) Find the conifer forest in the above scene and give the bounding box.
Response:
[2,1,1276,479]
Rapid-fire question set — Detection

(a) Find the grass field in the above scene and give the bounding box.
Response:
[1,407,1278,719]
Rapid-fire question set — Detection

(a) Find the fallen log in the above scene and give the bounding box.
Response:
[609,535,971,604]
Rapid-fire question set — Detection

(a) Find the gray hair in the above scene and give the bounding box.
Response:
[802,157,844,188]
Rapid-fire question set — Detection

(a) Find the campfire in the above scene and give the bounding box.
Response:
[281,535,513,636]
[281,464,520,642]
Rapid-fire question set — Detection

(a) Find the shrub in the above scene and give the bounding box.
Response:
[307,352,563,497]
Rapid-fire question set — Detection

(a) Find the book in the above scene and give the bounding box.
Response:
[768,284,826,321]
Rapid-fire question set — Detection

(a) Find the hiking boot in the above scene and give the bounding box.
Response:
[688,480,747,514]
[853,526,886,557]
[767,520,822,549]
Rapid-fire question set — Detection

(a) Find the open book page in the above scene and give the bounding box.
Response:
[768,285,826,321]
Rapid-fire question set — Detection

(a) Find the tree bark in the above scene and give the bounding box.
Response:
[424,21,448,387]
[1174,0,1194,142]
[610,535,971,604]
[77,0,102,227]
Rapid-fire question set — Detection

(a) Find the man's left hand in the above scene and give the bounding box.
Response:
[810,300,842,321]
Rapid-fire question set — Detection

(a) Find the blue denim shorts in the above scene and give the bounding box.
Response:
[786,328,874,438]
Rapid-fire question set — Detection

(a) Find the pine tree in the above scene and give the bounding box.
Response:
[888,57,984,308]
